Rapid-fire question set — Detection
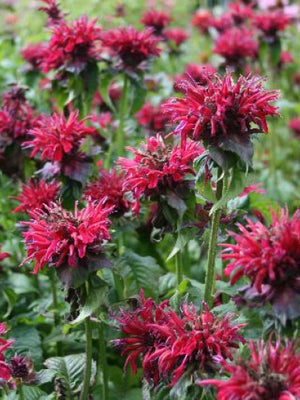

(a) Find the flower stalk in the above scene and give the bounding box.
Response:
[97,322,109,400]
[116,74,129,155]
[80,314,93,400]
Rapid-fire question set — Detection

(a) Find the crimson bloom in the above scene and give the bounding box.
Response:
[21,42,47,71]
[101,26,161,69]
[24,111,94,163]
[191,10,213,34]
[39,0,65,25]
[164,72,279,165]
[164,28,189,49]
[222,208,300,321]
[174,63,217,91]
[140,9,171,36]
[0,323,14,382]
[253,11,291,40]
[42,16,102,74]
[200,337,300,400]
[227,1,253,26]
[135,101,169,135]
[114,293,245,386]
[12,179,60,215]
[83,169,131,216]
[289,117,300,138]
[118,134,203,213]
[0,247,10,264]
[22,200,112,274]
[213,28,258,68]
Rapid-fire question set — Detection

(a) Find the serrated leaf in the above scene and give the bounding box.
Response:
[10,325,42,364]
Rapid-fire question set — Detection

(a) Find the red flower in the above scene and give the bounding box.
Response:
[191,10,213,34]
[101,26,161,69]
[174,63,217,91]
[22,201,112,273]
[0,85,39,140]
[222,209,300,319]
[164,28,189,48]
[253,11,291,39]
[211,13,235,33]
[21,42,47,70]
[213,28,258,67]
[227,2,253,25]
[118,134,203,213]
[0,323,14,382]
[38,0,65,25]
[42,16,102,74]
[83,169,131,216]
[12,179,60,215]
[0,247,10,264]
[24,111,94,163]
[289,117,300,138]
[164,72,279,147]
[279,50,294,66]
[200,337,300,400]
[135,101,169,134]
[114,294,245,386]
[140,9,171,36]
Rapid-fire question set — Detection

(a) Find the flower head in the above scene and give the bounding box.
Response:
[289,117,300,138]
[101,26,161,69]
[174,63,217,91]
[227,1,253,25]
[191,10,213,34]
[140,9,171,36]
[22,201,112,273]
[0,323,14,382]
[42,16,102,74]
[12,179,60,215]
[222,208,300,320]
[164,73,279,155]
[135,101,169,135]
[200,337,300,400]
[83,169,131,216]
[0,247,10,264]
[114,293,245,386]
[24,111,94,163]
[21,42,47,71]
[118,134,203,213]
[10,355,35,383]
[38,0,65,25]
[164,28,189,49]
[253,11,291,40]
[213,28,258,68]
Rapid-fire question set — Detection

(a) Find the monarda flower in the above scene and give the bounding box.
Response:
[174,63,217,90]
[0,247,10,264]
[191,10,213,34]
[140,9,171,36]
[22,201,112,274]
[42,16,102,74]
[213,28,258,69]
[21,42,47,71]
[200,337,300,400]
[23,111,94,163]
[222,209,300,321]
[118,134,203,213]
[38,0,65,25]
[163,72,279,166]
[135,101,169,135]
[10,355,35,383]
[253,11,291,41]
[0,323,14,382]
[289,117,300,138]
[83,169,131,216]
[227,1,253,26]
[12,179,60,215]
[164,28,189,51]
[114,293,245,386]
[101,26,161,69]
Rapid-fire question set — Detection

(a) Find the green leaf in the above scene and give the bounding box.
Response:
[129,76,147,115]
[2,288,17,318]
[10,325,42,364]
[99,70,116,112]
[165,191,187,219]
[167,228,196,261]
[44,353,96,397]
[117,251,163,298]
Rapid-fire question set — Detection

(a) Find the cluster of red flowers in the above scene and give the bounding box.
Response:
[83,169,130,216]
[222,208,300,319]
[0,323,14,382]
[114,291,245,386]
[200,337,300,400]
[135,101,169,135]
[118,135,203,213]
[12,179,60,215]
[22,201,112,273]
[101,26,161,69]
[24,111,93,163]
[140,9,171,36]
[253,10,291,40]
[164,72,279,148]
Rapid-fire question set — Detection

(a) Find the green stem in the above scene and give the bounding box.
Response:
[116,74,129,155]
[176,250,183,288]
[203,170,229,307]
[50,270,63,356]
[80,316,93,400]
[97,323,109,400]
[18,384,24,400]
